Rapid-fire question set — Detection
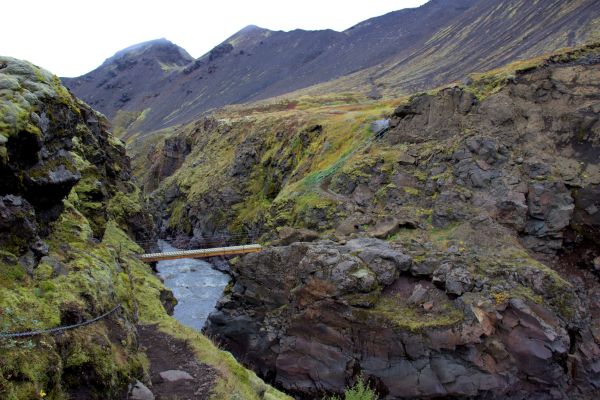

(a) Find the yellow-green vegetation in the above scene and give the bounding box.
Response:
[0,204,140,399]
[133,93,403,234]
[327,376,379,400]
[363,293,464,332]
[112,108,151,139]
[106,187,144,228]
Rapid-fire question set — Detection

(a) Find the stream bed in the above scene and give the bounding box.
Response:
[155,240,230,331]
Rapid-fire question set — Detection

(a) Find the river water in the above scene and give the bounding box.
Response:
[155,240,230,331]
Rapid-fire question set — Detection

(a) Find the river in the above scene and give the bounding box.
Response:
[155,240,230,331]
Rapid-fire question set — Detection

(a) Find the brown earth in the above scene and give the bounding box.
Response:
[136,325,217,400]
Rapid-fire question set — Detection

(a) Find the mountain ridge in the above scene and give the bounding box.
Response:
[63,0,600,135]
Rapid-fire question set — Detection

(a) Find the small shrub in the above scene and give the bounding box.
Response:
[327,376,378,400]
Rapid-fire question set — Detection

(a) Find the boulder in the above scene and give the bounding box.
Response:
[369,216,418,239]
[159,370,194,382]
[0,195,41,255]
[276,226,320,245]
[441,264,474,296]
[129,380,154,400]
[346,238,412,285]
[522,182,574,252]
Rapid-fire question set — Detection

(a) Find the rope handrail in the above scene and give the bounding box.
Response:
[0,304,121,339]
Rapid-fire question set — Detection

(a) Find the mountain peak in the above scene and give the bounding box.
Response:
[103,38,193,67]
[239,24,264,32]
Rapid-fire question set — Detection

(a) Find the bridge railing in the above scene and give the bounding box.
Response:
[139,244,263,262]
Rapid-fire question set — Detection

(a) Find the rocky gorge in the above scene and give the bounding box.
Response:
[0,56,289,399]
[199,47,600,398]
[1,1,600,398]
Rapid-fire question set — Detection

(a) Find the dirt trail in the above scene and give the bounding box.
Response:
[136,324,217,400]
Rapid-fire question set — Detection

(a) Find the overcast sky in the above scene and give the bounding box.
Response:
[1,0,428,77]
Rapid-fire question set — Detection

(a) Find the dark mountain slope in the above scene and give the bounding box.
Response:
[64,0,600,134]
[240,0,478,101]
[62,0,478,132]
[366,0,600,95]
[256,0,477,100]
[62,38,193,119]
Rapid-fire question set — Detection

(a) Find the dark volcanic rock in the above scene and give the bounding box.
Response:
[0,195,43,255]
[206,239,600,399]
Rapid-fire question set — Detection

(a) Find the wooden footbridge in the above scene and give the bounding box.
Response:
[139,244,262,262]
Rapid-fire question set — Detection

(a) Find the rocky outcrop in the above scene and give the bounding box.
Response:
[0,195,43,257]
[207,234,600,399]
[145,135,191,192]
[381,52,600,255]
[1,56,156,248]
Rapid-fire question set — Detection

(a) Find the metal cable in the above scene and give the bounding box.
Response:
[0,304,121,339]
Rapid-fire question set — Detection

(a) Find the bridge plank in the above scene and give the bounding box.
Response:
[139,244,262,262]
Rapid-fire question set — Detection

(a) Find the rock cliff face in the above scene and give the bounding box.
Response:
[0,56,154,257]
[202,48,600,398]
[0,56,154,398]
[206,238,599,399]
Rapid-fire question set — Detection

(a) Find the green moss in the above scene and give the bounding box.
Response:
[107,188,143,227]
[413,169,428,182]
[168,199,192,233]
[112,108,151,139]
[359,293,464,332]
[0,255,27,288]
[403,187,420,196]
[27,156,79,180]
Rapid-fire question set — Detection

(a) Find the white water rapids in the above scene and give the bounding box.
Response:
[155,240,230,331]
